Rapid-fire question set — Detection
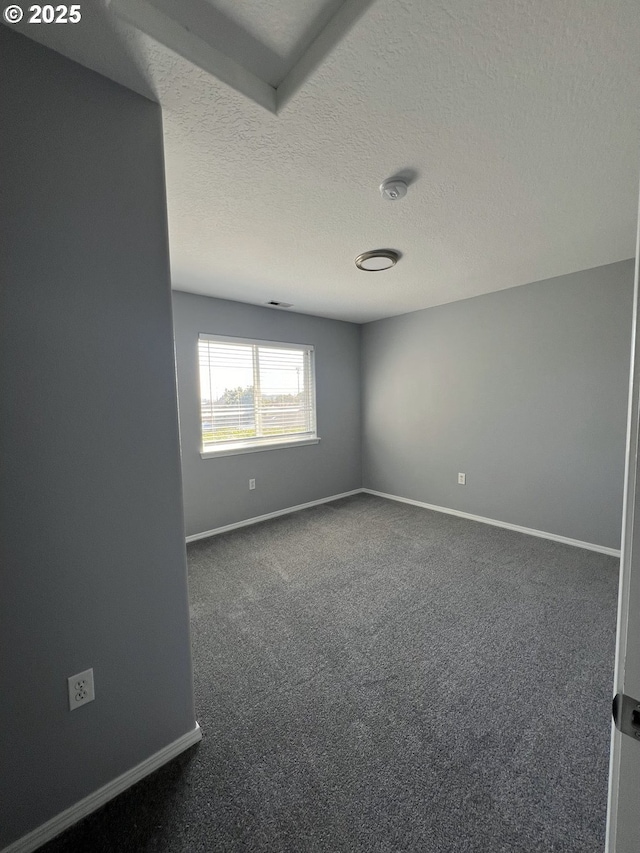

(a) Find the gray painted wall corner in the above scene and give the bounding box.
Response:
[361,260,634,550]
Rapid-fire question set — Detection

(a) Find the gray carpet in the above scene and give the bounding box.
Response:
[40,493,618,852]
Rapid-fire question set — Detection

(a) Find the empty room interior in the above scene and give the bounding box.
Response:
[2,2,640,852]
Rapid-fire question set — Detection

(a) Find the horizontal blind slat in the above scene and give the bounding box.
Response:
[198,337,315,447]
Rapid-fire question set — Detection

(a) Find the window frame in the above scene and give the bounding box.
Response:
[198,333,319,458]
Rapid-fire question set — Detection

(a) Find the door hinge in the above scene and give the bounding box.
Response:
[612,693,640,740]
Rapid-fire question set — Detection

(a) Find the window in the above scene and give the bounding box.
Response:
[198,334,318,456]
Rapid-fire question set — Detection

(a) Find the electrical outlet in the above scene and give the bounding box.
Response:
[68,668,95,711]
[249,478,256,490]
[458,473,466,485]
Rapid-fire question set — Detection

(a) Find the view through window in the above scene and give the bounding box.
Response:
[198,334,317,453]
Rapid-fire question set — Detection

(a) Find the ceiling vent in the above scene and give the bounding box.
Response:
[266,301,293,308]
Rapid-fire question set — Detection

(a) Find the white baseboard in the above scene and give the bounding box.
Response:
[2,724,202,853]
[186,486,621,556]
[185,489,363,543]
[362,488,621,557]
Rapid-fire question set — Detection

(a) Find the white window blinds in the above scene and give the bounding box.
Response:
[198,334,316,452]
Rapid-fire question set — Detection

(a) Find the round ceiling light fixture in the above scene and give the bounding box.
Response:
[355,249,400,271]
[380,178,408,201]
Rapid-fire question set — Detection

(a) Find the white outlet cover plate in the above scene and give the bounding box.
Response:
[68,668,95,711]
[458,473,466,485]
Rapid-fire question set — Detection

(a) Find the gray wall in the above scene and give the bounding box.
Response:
[0,30,195,847]
[362,260,634,550]
[173,292,361,536]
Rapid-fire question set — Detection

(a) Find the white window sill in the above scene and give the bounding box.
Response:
[201,436,320,459]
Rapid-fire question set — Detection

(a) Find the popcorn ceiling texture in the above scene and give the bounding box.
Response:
[16,0,640,321]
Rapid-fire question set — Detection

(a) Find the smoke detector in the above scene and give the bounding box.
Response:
[380,179,408,201]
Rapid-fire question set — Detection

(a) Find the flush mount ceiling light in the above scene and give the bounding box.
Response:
[355,249,400,271]
[380,179,408,201]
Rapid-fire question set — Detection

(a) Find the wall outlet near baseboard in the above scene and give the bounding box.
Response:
[249,478,256,490]
[68,668,95,710]
[458,473,466,485]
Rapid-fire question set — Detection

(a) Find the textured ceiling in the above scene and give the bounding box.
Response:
[10,0,640,322]
[163,0,348,86]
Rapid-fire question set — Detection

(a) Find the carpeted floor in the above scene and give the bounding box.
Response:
[40,494,619,852]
